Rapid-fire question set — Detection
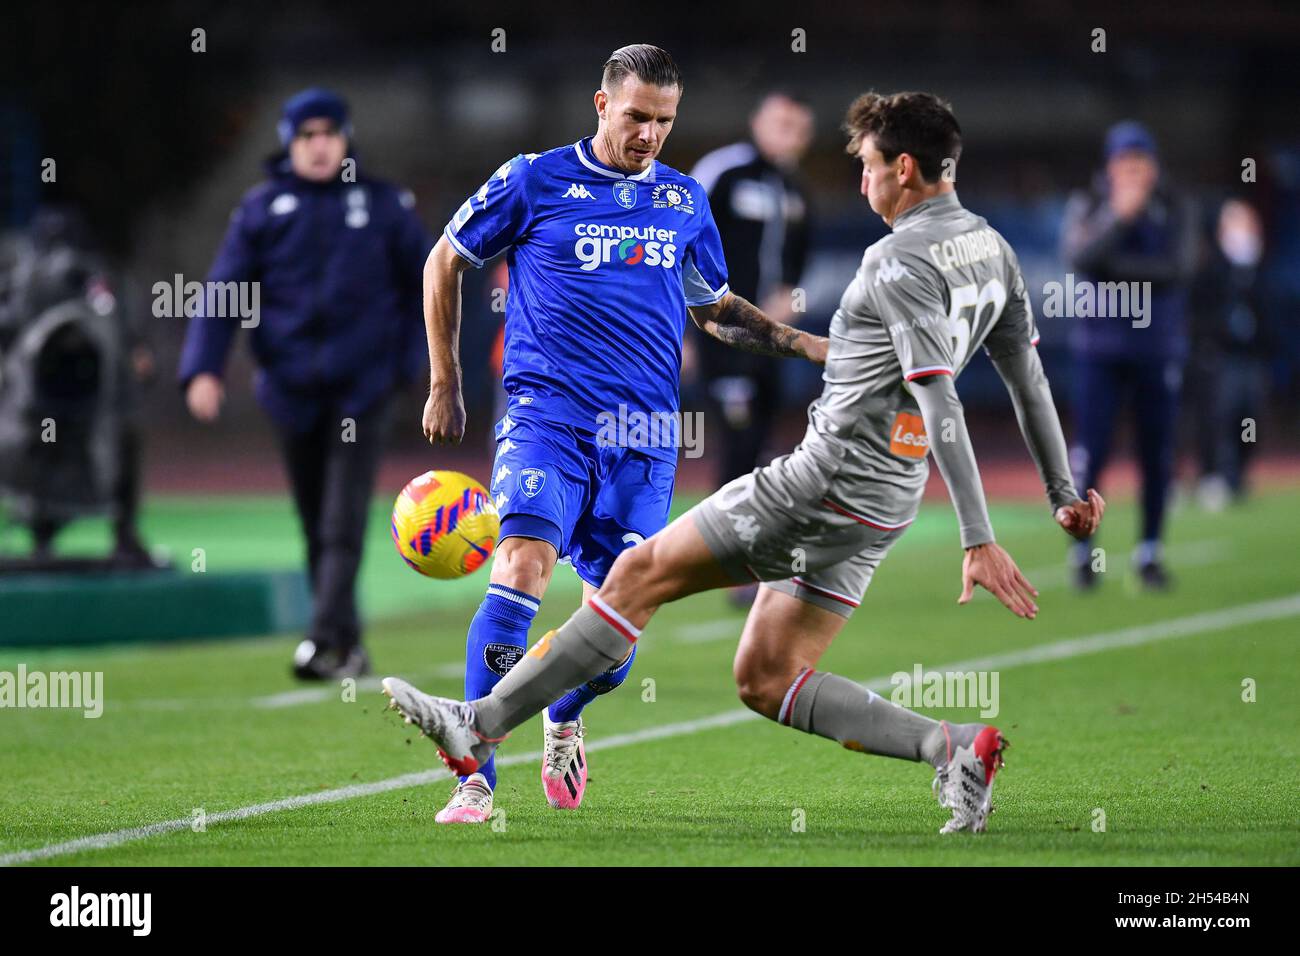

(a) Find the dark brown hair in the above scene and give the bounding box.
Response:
[843,91,962,183]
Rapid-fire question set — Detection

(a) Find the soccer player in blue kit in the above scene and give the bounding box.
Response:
[419,45,828,822]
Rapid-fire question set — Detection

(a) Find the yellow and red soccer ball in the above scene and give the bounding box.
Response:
[391,470,499,579]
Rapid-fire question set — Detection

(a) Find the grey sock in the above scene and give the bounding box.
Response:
[789,671,952,766]
[471,603,632,739]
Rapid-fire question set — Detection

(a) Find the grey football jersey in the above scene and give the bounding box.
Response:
[794,191,1038,527]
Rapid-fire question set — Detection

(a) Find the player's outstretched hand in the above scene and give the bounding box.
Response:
[959,542,1039,620]
[423,384,466,445]
[1054,488,1105,541]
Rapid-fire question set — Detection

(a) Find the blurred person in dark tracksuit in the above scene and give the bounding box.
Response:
[1061,121,1197,590]
[179,88,432,679]
[1191,198,1271,510]
[689,91,813,486]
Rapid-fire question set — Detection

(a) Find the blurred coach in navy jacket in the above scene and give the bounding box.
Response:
[1060,121,1197,591]
[179,88,432,679]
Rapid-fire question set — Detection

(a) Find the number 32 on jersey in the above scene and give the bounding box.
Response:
[947,278,1007,368]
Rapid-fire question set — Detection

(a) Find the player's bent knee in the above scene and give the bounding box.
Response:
[733,675,785,721]
[492,537,556,593]
[732,657,788,721]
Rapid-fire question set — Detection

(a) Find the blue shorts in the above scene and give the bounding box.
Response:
[487,411,677,587]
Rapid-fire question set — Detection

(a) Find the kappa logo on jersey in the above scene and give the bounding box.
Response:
[652,182,695,215]
[726,511,761,544]
[477,160,513,204]
[519,467,546,498]
[572,223,679,272]
[612,180,638,209]
[563,183,596,200]
[875,257,912,286]
[493,464,511,487]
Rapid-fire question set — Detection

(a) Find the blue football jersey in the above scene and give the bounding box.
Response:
[444,137,730,463]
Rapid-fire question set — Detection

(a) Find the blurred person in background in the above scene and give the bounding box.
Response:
[1061,121,1198,590]
[689,91,814,606]
[689,91,814,485]
[1190,198,1271,509]
[178,88,433,679]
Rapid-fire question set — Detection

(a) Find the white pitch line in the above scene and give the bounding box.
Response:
[252,687,351,709]
[129,672,453,712]
[4,592,1296,866]
[124,622,738,712]
[120,538,1237,707]
[673,539,1235,644]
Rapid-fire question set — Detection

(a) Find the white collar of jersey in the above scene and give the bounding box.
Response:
[574,139,654,181]
[893,191,961,230]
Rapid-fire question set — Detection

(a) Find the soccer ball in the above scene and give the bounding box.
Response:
[391,470,499,579]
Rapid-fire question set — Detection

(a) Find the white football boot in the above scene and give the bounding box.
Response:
[932,723,1009,834]
[435,773,494,825]
[541,713,587,809]
[381,677,502,777]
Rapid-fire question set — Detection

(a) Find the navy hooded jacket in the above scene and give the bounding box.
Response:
[178,155,433,432]
[1059,178,1198,362]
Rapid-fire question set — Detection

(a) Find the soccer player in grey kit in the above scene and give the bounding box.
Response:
[383,92,1106,834]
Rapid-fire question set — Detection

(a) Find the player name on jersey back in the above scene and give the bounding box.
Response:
[927,226,1003,272]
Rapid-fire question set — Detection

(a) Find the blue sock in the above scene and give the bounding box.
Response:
[547,643,638,723]
[461,584,539,788]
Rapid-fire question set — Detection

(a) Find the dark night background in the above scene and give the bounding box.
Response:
[3,0,1298,484]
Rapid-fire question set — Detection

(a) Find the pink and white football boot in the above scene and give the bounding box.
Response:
[380,676,502,777]
[541,712,587,809]
[434,773,494,825]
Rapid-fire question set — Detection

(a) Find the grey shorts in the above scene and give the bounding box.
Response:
[689,451,910,618]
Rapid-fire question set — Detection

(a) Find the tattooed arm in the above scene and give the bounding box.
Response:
[688,291,828,364]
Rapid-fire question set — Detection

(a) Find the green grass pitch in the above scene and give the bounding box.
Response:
[2,487,1298,866]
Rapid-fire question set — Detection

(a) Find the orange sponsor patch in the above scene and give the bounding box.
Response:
[527,630,557,659]
[889,411,929,459]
